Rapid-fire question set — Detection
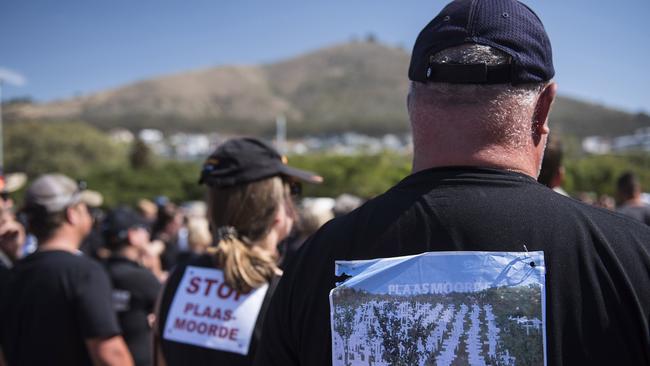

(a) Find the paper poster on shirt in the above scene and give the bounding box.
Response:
[163,266,268,355]
[330,251,546,366]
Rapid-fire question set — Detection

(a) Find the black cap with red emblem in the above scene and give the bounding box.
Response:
[199,137,323,187]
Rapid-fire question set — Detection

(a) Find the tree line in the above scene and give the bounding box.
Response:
[4,121,649,206]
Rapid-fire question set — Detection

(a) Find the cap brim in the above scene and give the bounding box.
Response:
[4,173,27,193]
[279,165,323,184]
[80,190,104,207]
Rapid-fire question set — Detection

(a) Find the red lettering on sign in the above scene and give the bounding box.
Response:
[184,276,252,301]
[224,310,232,321]
[208,324,218,336]
[234,288,251,301]
[186,320,197,332]
[183,302,196,314]
[203,278,219,296]
[217,282,234,299]
[218,326,229,338]
[229,328,239,341]
[172,317,241,341]
[186,277,200,294]
[200,306,212,318]
[174,318,186,329]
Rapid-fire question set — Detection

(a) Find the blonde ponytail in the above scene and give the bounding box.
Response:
[209,236,280,293]
[206,177,292,293]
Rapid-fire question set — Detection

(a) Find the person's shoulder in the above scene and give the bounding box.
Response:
[561,195,650,238]
[106,257,152,278]
[47,251,111,281]
[166,253,215,283]
[105,256,139,271]
[187,253,216,267]
[73,251,107,270]
[21,250,98,268]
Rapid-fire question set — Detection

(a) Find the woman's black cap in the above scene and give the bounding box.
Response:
[199,137,323,187]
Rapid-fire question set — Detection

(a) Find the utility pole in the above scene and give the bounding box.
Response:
[275,115,287,155]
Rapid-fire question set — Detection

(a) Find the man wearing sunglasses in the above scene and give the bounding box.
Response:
[0,174,133,366]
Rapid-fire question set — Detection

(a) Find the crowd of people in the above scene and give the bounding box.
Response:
[538,136,650,222]
[0,137,365,366]
[1,0,650,365]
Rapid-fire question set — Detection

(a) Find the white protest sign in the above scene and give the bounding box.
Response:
[163,266,269,355]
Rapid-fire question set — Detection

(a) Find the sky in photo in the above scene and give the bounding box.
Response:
[1,0,648,113]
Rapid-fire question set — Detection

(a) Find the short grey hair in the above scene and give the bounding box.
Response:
[408,44,547,149]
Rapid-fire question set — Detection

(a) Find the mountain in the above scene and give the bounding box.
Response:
[5,41,650,139]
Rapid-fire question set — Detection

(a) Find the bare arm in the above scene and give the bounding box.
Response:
[153,338,167,366]
[152,282,167,366]
[0,346,7,366]
[85,335,134,366]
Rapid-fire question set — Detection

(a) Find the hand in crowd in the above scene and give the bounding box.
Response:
[0,219,25,262]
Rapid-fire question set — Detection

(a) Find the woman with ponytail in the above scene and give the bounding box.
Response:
[154,138,321,366]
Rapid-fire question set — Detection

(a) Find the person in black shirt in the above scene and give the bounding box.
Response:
[616,171,650,225]
[254,1,650,365]
[0,174,133,366]
[103,207,162,366]
[154,138,321,366]
[152,202,184,271]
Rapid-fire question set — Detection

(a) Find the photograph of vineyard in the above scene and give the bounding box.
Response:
[331,284,543,366]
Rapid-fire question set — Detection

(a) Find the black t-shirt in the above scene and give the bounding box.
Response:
[617,203,650,226]
[155,234,180,271]
[255,167,650,366]
[157,254,279,366]
[105,255,161,366]
[0,260,10,305]
[0,250,121,366]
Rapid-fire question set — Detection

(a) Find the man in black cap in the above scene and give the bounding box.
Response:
[0,174,133,366]
[255,1,650,365]
[103,206,162,366]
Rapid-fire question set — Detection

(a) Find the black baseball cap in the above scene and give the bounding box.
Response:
[408,0,554,85]
[199,137,323,187]
[103,206,150,241]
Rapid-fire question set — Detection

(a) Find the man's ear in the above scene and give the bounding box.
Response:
[532,82,557,145]
[64,205,77,225]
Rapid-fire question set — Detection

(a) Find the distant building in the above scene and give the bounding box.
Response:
[139,129,164,144]
[287,133,411,155]
[582,136,611,154]
[138,129,167,156]
[168,133,215,160]
[612,128,650,152]
[583,128,650,154]
[108,128,135,144]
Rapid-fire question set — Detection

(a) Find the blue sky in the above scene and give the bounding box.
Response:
[1,0,649,113]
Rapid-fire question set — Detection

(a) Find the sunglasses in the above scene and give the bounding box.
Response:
[286,180,302,197]
[64,180,88,208]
